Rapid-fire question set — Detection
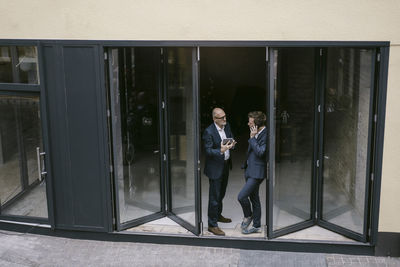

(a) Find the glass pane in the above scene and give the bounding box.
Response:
[167,48,196,226]
[322,48,373,234]
[0,47,13,83]
[0,95,48,218]
[110,48,162,224]
[16,46,39,84]
[273,48,315,231]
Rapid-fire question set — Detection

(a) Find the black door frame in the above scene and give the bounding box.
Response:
[0,42,55,226]
[316,47,378,242]
[267,46,383,242]
[266,47,317,238]
[0,39,388,247]
[106,46,202,235]
[164,47,201,235]
[106,47,165,231]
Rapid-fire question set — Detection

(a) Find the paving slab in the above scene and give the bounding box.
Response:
[0,230,399,267]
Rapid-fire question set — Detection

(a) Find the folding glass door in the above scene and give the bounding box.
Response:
[268,47,378,242]
[267,48,317,237]
[0,46,50,223]
[107,47,201,235]
[318,48,376,241]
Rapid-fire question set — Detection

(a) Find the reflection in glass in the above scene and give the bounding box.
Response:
[110,48,162,224]
[0,47,13,83]
[17,47,39,84]
[273,48,315,231]
[0,95,48,218]
[167,48,196,226]
[0,46,39,84]
[322,48,373,234]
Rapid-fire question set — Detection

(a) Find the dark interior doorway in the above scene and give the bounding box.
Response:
[200,47,267,237]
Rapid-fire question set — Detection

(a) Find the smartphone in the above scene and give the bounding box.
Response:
[222,138,234,145]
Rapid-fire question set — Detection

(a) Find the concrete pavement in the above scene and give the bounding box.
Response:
[0,230,399,266]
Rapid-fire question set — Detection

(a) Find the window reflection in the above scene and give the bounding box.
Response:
[167,48,196,225]
[109,47,162,224]
[17,47,39,84]
[322,48,373,234]
[0,95,48,218]
[273,48,315,231]
[0,46,38,84]
[0,47,13,83]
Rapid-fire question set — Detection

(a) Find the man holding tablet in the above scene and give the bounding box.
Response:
[203,107,236,236]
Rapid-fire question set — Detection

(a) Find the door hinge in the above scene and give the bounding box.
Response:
[377,53,381,62]
[316,160,320,167]
[318,105,321,113]
[315,211,318,219]
[266,47,269,62]
[371,173,374,182]
[110,165,113,173]
[374,114,377,123]
[165,203,168,211]
[163,154,166,161]
[104,52,107,60]
[113,218,116,224]
[162,101,165,109]
[197,160,201,171]
[161,48,164,63]
[197,46,200,61]
[107,109,111,117]
[369,228,371,236]
[320,49,323,56]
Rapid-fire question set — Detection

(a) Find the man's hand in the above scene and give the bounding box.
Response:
[250,125,258,138]
[221,140,235,153]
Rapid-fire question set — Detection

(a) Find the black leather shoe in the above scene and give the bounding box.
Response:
[218,215,232,223]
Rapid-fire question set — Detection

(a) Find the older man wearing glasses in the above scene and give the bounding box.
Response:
[203,107,236,236]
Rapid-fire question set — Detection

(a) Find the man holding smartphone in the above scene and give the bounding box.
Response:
[238,111,267,234]
[203,107,236,236]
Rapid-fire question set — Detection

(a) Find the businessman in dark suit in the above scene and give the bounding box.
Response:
[238,111,267,234]
[203,107,236,236]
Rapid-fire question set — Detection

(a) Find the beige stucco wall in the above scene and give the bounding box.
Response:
[0,0,399,42]
[380,46,400,233]
[0,0,399,232]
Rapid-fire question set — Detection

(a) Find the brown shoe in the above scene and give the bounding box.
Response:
[218,215,232,223]
[208,227,225,236]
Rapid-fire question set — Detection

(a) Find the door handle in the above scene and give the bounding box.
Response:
[153,150,160,154]
[36,147,47,181]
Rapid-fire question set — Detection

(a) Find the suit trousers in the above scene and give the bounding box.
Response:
[208,161,229,227]
[237,177,263,228]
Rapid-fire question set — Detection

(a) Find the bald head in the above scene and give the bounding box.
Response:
[212,108,224,118]
[212,107,227,128]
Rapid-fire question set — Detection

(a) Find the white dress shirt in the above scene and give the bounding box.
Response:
[215,123,230,160]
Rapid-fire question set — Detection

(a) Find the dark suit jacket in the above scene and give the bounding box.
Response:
[244,128,267,179]
[203,123,233,180]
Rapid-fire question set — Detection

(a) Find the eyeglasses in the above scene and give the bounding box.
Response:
[215,115,226,120]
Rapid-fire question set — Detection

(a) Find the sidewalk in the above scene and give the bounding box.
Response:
[0,230,399,267]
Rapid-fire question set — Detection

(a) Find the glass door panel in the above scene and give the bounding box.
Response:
[166,47,199,233]
[321,48,374,238]
[270,48,316,236]
[0,94,48,218]
[109,47,163,229]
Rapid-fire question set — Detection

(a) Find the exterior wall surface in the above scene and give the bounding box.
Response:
[380,46,400,233]
[0,0,399,233]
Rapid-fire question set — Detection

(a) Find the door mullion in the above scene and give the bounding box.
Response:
[162,47,172,215]
[266,47,275,239]
[316,48,327,223]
